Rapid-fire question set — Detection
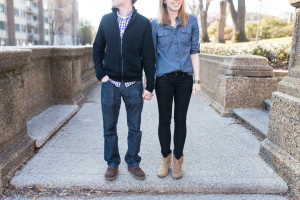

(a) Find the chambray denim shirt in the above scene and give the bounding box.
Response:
[151,14,200,76]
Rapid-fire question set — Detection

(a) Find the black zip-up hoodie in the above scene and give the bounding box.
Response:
[93,7,155,92]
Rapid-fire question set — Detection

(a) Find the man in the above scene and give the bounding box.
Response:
[93,0,155,180]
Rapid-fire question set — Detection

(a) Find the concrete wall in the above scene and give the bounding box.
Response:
[0,46,97,193]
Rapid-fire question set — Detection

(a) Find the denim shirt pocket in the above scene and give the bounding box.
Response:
[157,31,171,49]
[179,28,192,51]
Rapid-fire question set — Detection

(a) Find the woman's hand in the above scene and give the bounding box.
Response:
[193,84,201,95]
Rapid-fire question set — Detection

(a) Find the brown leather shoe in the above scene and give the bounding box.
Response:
[105,166,118,181]
[128,165,146,180]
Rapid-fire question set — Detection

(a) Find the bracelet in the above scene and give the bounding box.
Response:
[194,80,201,84]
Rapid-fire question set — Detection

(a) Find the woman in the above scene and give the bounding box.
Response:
[151,0,201,179]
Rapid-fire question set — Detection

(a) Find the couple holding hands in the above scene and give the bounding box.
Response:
[93,0,201,181]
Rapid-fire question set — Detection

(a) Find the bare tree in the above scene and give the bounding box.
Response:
[217,0,227,43]
[199,0,212,42]
[80,19,94,45]
[48,0,73,45]
[186,0,200,17]
[226,0,248,42]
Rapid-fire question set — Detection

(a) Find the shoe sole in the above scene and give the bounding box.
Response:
[172,174,183,179]
[105,176,117,181]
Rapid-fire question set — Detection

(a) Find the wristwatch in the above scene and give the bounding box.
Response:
[194,80,201,84]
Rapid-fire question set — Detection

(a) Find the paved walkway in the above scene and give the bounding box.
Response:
[9,83,288,199]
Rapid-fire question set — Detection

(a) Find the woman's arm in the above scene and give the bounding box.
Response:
[191,54,200,81]
[191,54,201,95]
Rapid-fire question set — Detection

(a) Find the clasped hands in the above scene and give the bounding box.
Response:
[142,90,153,101]
[101,75,153,101]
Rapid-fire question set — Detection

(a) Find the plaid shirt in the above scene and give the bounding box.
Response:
[109,10,136,88]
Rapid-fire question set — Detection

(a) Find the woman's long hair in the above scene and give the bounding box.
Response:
[158,0,189,26]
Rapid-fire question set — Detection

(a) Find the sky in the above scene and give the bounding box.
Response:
[78,0,295,29]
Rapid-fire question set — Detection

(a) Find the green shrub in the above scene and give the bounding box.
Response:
[246,22,258,39]
[224,26,233,40]
[200,42,291,66]
[259,16,291,39]
[208,21,218,39]
[270,24,293,38]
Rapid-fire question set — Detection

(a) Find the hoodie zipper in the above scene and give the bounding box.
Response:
[113,11,137,84]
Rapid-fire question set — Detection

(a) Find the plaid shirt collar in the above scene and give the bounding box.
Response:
[117,9,133,21]
[117,9,133,39]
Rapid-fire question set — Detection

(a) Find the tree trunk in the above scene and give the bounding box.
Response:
[217,0,227,43]
[236,0,246,41]
[199,0,211,42]
[226,0,247,42]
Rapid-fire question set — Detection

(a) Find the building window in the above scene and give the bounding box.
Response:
[33,15,37,21]
[14,8,20,17]
[21,10,26,18]
[33,27,38,34]
[19,0,26,4]
[32,2,37,8]
[34,40,38,45]
[44,41,49,45]
[44,29,49,35]
[22,25,27,33]
[0,4,5,13]
[44,17,48,23]
[0,21,6,30]
[15,24,20,32]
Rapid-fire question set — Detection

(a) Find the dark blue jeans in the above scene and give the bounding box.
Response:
[155,71,193,160]
[101,81,144,167]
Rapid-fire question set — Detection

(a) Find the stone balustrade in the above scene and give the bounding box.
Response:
[199,53,278,116]
[259,1,300,199]
[0,46,97,193]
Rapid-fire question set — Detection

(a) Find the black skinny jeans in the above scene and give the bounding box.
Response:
[155,71,193,160]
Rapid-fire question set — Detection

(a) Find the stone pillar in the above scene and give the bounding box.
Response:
[0,49,35,193]
[50,47,85,106]
[259,1,300,199]
[209,55,277,116]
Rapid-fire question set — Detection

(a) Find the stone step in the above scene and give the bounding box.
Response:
[233,108,269,139]
[27,105,79,148]
[264,99,271,111]
[2,194,289,200]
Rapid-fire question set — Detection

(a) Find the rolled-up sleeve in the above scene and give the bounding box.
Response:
[190,15,200,54]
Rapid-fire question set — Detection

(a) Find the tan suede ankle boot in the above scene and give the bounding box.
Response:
[172,154,183,179]
[157,153,172,178]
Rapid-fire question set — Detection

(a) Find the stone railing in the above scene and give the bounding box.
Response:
[0,46,97,193]
[199,53,278,116]
[260,1,300,199]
